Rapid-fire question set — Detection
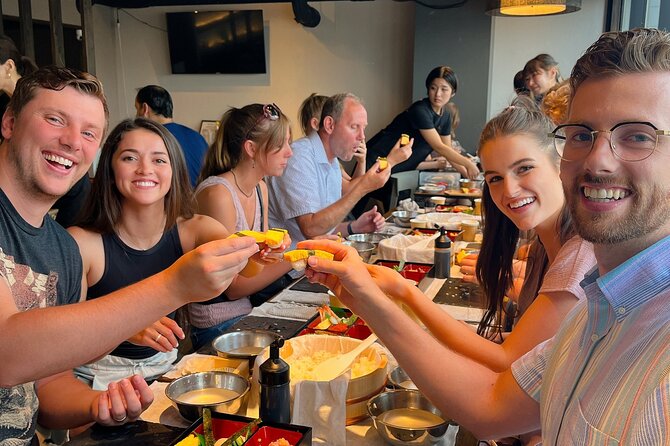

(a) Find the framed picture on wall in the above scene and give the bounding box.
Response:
[199,120,220,146]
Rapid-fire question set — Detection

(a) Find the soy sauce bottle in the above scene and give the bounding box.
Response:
[259,338,290,424]
[434,227,452,279]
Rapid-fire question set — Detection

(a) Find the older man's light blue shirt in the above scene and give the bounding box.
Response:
[267,132,342,246]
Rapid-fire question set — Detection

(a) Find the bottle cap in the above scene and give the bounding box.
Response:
[259,338,290,386]
[435,226,452,249]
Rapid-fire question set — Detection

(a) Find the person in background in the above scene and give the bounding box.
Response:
[513,69,529,95]
[135,85,208,188]
[0,66,257,444]
[300,28,670,443]
[523,54,562,104]
[68,118,235,389]
[0,35,37,118]
[365,66,479,178]
[191,104,293,350]
[267,93,390,245]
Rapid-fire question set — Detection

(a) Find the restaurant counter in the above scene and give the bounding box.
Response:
[65,266,483,446]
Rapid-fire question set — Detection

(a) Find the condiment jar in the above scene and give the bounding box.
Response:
[259,338,291,424]
[433,227,452,279]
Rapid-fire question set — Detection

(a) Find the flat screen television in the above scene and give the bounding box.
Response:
[166,10,266,74]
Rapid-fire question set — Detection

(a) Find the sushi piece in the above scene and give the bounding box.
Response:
[227,228,287,249]
[284,249,334,271]
[377,156,388,171]
[264,228,288,249]
[400,133,410,145]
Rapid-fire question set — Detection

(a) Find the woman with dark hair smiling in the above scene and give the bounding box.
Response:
[68,118,250,388]
[365,65,479,178]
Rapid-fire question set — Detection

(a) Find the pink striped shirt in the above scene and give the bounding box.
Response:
[512,235,670,445]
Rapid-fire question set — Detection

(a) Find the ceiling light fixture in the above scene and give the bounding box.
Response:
[486,0,581,17]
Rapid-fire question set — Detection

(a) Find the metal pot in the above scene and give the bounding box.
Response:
[212,330,278,360]
[368,389,450,445]
[165,371,250,421]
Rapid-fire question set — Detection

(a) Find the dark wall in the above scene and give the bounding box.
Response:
[413,2,491,154]
[3,16,83,70]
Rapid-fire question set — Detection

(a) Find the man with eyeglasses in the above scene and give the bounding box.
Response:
[506,28,670,443]
[268,93,395,246]
[304,29,670,445]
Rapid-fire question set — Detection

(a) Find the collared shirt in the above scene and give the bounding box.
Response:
[512,235,670,445]
[267,132,342,246]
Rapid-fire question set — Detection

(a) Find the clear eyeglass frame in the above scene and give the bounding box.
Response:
[549,121,670,162]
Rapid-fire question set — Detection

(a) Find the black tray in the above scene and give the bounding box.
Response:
[432,278,485,308]
[289,276,329,294]
[228,316,310,339]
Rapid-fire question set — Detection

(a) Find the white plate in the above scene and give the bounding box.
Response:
[415,212,480,230]
[419,184,446,194]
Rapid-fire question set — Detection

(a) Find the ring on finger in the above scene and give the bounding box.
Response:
[155,333,163,342]
[112,414,127,423]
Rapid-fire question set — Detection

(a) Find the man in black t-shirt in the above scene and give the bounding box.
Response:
[0,67,257,444]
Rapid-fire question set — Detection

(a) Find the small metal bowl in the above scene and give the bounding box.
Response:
[165,371,250,421]
[346,232,390,246]
[392,211,419,227]
[212,330,278,360]
[368,389,450,445]
[388,366,418,390]
[343,240,375,262]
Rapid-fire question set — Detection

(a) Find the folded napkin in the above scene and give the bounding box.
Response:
[398,198,420,212]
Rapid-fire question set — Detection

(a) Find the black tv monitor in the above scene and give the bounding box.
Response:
[166,10,266,74]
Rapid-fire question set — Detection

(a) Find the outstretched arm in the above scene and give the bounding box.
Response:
[367,264,577,372]
[297,239,540,439]
[0,236,258,387]
[420,129,479,179]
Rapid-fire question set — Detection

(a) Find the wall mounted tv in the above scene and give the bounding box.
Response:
[166,10,266,74]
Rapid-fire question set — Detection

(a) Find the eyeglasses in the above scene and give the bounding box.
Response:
[245,103,281,140]
[550,121,670,162]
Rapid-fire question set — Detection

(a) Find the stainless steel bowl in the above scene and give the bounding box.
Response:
[343,240,375,262]
[165,371,250,421]
[346,232,390,246]
[212,330,278,360]
[368,390,450,445]
[388,366,418,390]
[392,211,419,227]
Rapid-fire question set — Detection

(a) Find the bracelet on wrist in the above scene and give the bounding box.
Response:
[347,222,355,235]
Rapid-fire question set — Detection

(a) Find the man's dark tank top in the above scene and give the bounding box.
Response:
[87,226,184,359]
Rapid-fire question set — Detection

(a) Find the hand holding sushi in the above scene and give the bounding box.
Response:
[297,239,383,312]
[387,135,414,167]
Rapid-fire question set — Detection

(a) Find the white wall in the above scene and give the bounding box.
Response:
[488,0,608,118]
[90,2,415,137]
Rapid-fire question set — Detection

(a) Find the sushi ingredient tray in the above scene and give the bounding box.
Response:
[433,278,484,308]
[170,412,311,446]
[374,260,433,284]
[299,306,372,340]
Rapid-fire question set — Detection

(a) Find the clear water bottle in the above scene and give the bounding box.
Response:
[259,338,291,424]
[434,227,452,279]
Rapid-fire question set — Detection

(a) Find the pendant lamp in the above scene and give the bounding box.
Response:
[486,0,581,17]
